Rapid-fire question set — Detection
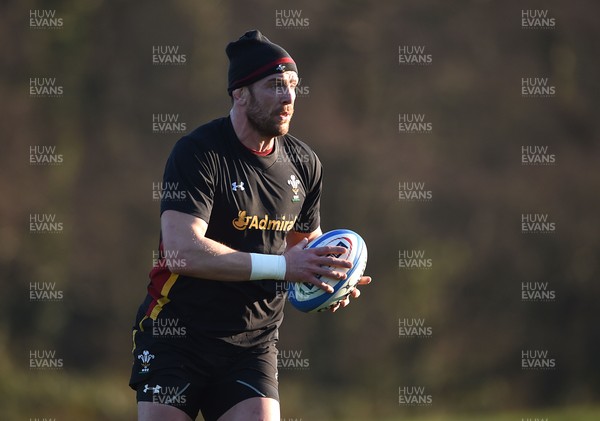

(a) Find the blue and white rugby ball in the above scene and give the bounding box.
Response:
[289,229,368,313]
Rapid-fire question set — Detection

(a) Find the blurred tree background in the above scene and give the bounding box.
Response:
[1,0,599,420]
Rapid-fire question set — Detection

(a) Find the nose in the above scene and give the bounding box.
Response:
[279,84,295,104]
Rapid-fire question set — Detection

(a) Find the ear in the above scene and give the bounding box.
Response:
[232,87,249,105]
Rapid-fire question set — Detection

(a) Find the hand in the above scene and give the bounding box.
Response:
[329,276,372,312]
[283,238,352,292]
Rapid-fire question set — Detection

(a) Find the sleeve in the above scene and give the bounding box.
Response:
[294,150,322,233]
[159,136,215,223]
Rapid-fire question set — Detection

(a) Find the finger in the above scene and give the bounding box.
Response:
[331,295,350,313]
[314,255,352,269]
[351,287,361,299]
[294,237,309,249]
[312,245,348,256]
[357,276,372,285]
[329,302,341,312]
[306,276,334,293]
[312,266,347,281]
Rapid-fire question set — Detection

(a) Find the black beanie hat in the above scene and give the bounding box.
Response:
[226,30,298,95]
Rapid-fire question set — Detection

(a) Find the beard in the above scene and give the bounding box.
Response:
[246,88,292,138]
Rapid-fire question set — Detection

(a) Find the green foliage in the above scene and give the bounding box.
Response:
[1,0,599,419]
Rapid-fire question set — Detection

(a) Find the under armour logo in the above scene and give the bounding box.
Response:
[275,64,286,72]
[143,384,162,394]
[232,181,245,192]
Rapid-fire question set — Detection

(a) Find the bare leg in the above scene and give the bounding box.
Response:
[138,402,193,421]
[217,397,280,421]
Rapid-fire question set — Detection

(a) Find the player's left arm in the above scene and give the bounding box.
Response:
[285,227,372,312]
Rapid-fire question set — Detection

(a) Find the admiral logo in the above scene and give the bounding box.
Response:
[521,77,556,98]
[398,386,433,406]
[399,249,432,269]
[29,9,63,29]
[29,77,63,97]
[521,213,556,234]
[278,349,310,370]
[152,181,187,202]
[521,10,555,29]
[152,249,187,269]
[399,318,432,338]
[521,349,556,370]
[152,45,187,65]
[275,9,310,29]
[233,211,297,232]
[30,145,63,165]
[521,145,556,165]
[152,318,187,338]
[29,349,63,370]
[29,213,63,234]
[399,182,432,202]
[521,282,556,302]
[138,350,155,373]
[398,45,432,65]
[30,282,64,302]
[521,418,549,421]
[152,113,187,134]
[398,113,432,134]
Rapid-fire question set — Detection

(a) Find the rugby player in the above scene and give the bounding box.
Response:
[130,30,371,421]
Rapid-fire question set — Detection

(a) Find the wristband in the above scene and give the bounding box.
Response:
[249,253,286,280]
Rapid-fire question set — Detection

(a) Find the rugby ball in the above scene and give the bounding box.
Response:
[289,229,368,313]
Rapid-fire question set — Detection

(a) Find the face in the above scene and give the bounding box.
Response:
[245,71,298,138]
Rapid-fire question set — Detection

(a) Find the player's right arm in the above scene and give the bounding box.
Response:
[161,210,349,291]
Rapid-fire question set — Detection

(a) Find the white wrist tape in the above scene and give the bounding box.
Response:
[249,253,286,280]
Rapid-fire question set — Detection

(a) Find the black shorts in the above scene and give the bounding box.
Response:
[130,322,279,421]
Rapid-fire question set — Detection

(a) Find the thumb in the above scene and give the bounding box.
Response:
[294,237,309,249]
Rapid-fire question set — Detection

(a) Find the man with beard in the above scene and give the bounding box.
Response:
[130,30,371,421]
